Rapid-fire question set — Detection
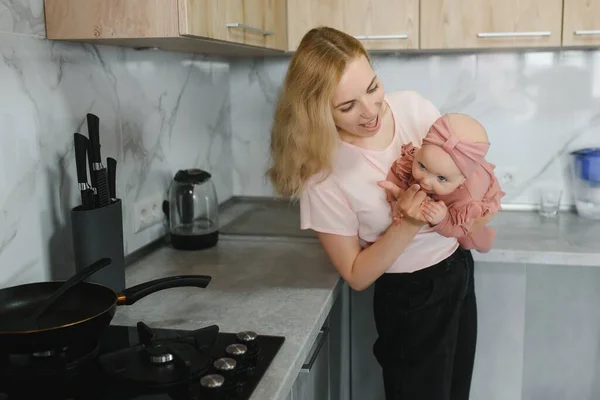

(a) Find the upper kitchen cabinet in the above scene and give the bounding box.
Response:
[180,0,287,50]
[343,0,419,51]
[44,0,287,56]
[286,0,344,51]
[420,0,564,50]
[562,0,600,47]
[287,0,418,52]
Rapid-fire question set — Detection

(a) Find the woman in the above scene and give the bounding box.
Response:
[267,27,493,400]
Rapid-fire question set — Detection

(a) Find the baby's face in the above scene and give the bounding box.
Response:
[412,145,465,196]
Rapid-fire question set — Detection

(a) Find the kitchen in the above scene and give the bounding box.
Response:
[0,0,600,399]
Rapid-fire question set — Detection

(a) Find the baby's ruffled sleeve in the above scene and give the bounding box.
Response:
[433,201,489,238]
[385,143,417,203]
[387,142,417,186]
[482,172,506,214]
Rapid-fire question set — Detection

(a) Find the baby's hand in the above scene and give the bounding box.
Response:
[421,200,448,225]
[390,192,432,222]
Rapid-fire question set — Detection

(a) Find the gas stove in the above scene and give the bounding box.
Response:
[0,321,285,399]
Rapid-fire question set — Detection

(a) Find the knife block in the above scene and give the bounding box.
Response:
[71,199,125,291]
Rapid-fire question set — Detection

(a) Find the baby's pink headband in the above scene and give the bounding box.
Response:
[421,114,489,179]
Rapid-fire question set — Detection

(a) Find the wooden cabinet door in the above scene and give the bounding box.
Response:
[243,0,287,50]
[343,0,419,51]
[44,0,180,39]
[179,0,245,44]
[180,0,285,49]
[421,0,563,50]
[563,0,600,47]
[287,0,344,51]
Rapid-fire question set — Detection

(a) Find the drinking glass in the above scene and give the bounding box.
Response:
[538,185,563,218]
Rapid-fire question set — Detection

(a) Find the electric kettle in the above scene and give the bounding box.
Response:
[163,168,219,250]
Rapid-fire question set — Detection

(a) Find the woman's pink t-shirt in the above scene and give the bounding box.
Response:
[299,90,459,273]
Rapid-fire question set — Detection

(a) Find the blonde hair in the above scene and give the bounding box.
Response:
[266,27,370,198]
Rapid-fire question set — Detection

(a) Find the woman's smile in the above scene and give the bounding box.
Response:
[359,112,381,133]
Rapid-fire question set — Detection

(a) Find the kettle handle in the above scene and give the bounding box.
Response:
[162,200,170,220]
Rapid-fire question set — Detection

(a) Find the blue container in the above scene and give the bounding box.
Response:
[571,148,600,184]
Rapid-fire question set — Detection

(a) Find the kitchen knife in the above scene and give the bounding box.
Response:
[107,157,117,202]
[86,137,97,203]
[87,113,110,208]
[73,133,95,210]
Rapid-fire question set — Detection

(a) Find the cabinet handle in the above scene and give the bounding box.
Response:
[574,30,600,36]
[354,34,408,40]
[225,22,273,36]
[477,31,551,38]
[300,327,329,373]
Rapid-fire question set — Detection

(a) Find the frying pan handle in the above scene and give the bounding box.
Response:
[117,275,212,305]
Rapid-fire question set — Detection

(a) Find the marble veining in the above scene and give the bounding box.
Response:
[0,0,45,37]
[0,29,233,288]
[230,50,600,205]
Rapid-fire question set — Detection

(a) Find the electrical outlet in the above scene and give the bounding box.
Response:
[495,166,518,190]
[133,194,165,233]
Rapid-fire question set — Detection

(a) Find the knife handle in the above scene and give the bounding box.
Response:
[82,189,95,210]
[87,113,101,163]
[86,137,97,190]
[73,133,89,185]
[94,169,110,208]
[107,157,117,200]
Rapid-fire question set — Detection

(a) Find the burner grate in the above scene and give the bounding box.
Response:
[0,339,99,379]
[1,321,285,400]
[99,322,219,389]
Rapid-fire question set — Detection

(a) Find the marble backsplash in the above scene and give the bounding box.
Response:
[2,0,600,288]
[230,50,600,205]
[0,28,232,286]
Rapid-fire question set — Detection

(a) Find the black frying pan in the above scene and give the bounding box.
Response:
[0,274,211,354]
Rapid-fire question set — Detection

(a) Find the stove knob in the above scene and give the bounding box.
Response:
[200,373,225,389]
[214,357,237,380]
[225,343,247,359]
[214,357,237,372]
[236,330,258,351]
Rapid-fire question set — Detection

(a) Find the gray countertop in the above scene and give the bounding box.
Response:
[112,239,341,400]
[476,210,600,266]
[111,197,600,400]
[219,197,600,267]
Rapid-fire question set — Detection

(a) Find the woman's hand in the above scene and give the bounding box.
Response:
[317,181,427,291]
[378,181,428,226]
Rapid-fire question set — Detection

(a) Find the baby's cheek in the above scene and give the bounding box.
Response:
[449,182,462,192]
[411,165,422,180]
[437,182,460,195]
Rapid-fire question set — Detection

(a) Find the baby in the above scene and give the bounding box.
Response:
[385,113,505,253]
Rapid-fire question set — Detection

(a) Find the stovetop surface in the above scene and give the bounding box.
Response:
[0,323,285,400]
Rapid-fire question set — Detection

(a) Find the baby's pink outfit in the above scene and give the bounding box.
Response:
[386,114,505,253]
